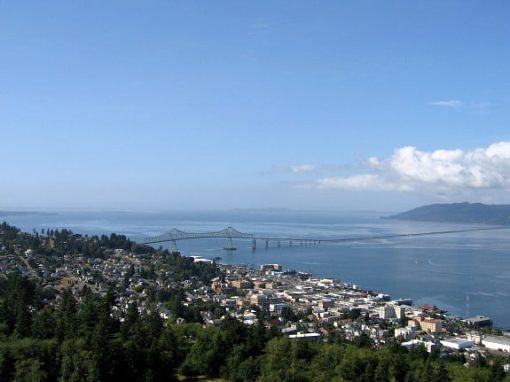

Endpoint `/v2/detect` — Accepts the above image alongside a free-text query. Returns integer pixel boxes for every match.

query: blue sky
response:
[0,1,509,211]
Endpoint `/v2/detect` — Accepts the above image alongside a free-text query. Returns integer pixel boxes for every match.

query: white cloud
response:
[317,174,404,191]
[289,164,318,173]
[316,142,510,195]
[429,99,463,108]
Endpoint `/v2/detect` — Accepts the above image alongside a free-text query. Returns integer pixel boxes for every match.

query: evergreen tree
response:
[13,358,47,382]
[31,309,55,339]
[55,289,77,341]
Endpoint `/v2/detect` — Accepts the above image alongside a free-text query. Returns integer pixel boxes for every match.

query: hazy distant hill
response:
[384,202,510,225]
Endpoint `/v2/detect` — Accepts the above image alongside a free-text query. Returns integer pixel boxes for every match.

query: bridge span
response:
[141,227,253,251]
[140,225,510,252]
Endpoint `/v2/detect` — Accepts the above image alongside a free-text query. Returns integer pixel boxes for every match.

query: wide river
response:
[2,210,509,329]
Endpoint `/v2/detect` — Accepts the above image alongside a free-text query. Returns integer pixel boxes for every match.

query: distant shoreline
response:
[0,211,57,217]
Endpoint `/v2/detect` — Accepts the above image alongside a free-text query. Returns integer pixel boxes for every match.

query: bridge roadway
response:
[141,225,510,251]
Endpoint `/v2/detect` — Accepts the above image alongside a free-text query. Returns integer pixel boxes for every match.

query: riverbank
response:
[3,209,510,328]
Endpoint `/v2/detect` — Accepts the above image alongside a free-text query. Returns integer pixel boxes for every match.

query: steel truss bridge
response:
[140,225,510,252]
[141,227,254,251]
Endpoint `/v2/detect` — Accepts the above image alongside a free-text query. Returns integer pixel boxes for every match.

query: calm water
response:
[2,210,510,329]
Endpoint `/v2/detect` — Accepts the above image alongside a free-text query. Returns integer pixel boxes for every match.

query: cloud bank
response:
[316,142,510,195]
[429,99,463,108]
[289,164,318,173]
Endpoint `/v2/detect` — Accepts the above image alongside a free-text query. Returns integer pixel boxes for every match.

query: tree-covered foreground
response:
[1,272,509,382]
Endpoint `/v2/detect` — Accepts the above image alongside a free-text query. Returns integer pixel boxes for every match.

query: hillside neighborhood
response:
[2,222,509,366]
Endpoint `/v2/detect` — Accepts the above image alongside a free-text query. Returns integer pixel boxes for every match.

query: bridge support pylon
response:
[224,236,236,251]
[169,239,178,253]
[252,239,256,250]
[265,240,269,249]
